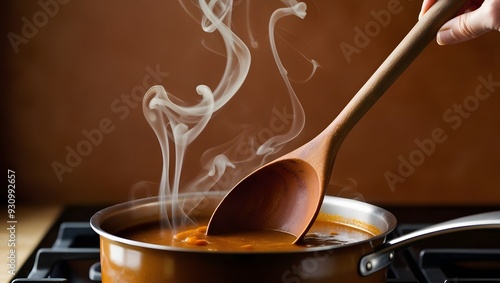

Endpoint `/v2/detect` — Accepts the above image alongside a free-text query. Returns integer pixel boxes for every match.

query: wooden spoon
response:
[206,0,467,243]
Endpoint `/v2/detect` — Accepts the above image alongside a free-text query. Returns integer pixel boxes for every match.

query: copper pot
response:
[90,192,500,283]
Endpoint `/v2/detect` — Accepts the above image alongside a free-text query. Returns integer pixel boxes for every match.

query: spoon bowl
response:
[205,159,321,235]
[207,0,468,243]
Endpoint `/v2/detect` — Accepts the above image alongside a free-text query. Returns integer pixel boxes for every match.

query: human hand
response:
[419,0,500,45]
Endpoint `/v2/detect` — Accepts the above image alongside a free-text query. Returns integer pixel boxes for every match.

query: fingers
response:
[418,0,499,45]
[436,1,499,44]
[419,0,437,20]
[419,0,484,19]
[436,13,483,44]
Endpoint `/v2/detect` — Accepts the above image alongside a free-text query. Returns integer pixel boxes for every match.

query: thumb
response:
[436,6,495,45]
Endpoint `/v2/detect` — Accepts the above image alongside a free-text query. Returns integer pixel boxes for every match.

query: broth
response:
[119,213,379,252]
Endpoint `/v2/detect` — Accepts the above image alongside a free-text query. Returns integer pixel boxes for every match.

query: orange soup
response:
[119,213,380,252]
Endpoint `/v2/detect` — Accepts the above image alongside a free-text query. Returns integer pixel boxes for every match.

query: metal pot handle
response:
[359,210,500,276]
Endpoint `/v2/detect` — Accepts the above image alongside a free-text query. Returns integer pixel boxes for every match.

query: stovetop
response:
[10,205,500,282]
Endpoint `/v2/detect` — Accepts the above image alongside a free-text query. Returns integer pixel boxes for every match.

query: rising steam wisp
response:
[142,0,319,231]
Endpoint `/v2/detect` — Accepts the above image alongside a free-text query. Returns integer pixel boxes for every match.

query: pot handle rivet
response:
[365,262,372,271]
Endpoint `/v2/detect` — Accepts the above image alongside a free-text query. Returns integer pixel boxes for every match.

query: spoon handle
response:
[325,0,468,146]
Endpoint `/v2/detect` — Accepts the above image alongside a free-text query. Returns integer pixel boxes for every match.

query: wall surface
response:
[2,0,500,206]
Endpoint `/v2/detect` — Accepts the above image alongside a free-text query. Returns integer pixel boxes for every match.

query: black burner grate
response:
[12,223,100,283]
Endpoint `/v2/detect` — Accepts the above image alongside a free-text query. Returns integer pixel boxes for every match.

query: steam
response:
[142,0,319,230]
[334,178,365,202]
[257,0,319,159]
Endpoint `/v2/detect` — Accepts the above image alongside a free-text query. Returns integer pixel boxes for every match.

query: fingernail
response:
[418,11,424,21]
[436,32,446,45]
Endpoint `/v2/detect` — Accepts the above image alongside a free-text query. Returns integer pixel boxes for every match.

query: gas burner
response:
[395,223,500,283]
[12,222,100,283]
[420,249,500,282]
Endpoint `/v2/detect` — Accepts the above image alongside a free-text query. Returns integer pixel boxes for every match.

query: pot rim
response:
[90,191,397,254]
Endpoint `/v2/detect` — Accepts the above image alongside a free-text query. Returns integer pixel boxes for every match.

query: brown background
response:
[2,0,500,206]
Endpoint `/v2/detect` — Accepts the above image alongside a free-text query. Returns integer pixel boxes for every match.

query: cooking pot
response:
[90,191,500,283]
